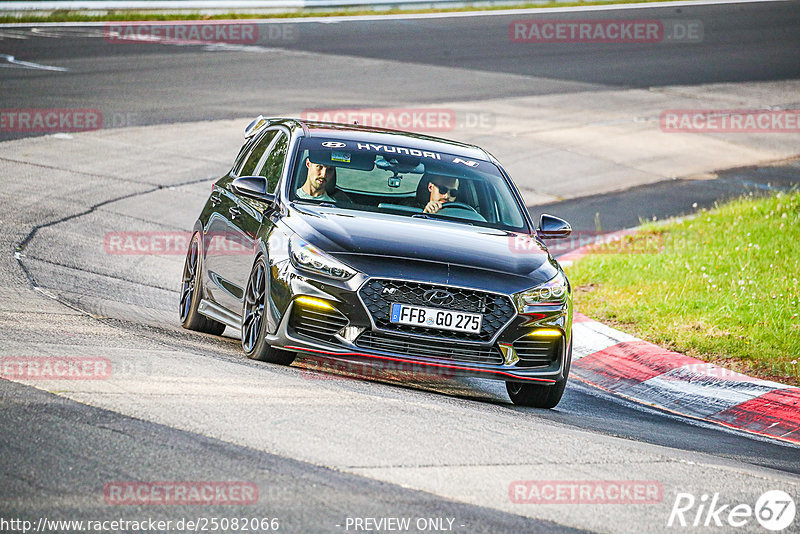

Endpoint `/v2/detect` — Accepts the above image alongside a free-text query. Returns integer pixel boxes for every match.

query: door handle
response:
[229,206,241,219]
[210,194,221,206]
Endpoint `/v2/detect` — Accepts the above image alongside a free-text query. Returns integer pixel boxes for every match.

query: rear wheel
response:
[506,340,571,408]
[180,233,226,335]
[242,256,296,365]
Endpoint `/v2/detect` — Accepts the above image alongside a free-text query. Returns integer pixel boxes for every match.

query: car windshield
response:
[288,137,529,232]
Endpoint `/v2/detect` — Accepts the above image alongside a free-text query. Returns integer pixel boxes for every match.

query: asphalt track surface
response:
[1,1,800,532]
[1,0,799,139]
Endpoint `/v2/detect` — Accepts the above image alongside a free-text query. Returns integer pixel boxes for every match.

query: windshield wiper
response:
[294,200,336,208]
[411,213,474,226]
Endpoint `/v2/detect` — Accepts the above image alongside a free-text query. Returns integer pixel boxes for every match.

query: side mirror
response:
[232,176,275,206]
[536,214,572,239]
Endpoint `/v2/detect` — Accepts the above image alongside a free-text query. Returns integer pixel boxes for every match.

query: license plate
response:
[390,303,482,334]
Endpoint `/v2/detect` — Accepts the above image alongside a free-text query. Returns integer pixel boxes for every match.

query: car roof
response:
[266,118,493,162]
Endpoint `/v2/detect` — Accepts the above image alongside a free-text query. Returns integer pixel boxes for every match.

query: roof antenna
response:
[353,120,359,125]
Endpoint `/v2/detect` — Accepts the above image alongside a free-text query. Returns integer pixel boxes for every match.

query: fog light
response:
[528,328,562,338]
[295,296,334,310]
[337,326,365,343]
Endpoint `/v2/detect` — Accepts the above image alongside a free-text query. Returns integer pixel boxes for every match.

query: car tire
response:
[180,233,226,336]
[506,340,572,408]
[242,255,296,365]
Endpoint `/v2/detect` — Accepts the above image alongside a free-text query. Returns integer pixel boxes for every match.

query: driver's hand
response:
[424,201,442,214]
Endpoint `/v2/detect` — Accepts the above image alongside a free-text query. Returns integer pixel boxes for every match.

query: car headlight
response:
[514,272,569,310]
[289,236,356,280]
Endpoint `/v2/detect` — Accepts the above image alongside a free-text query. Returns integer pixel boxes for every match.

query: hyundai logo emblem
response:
[423,289,455,306]
[321,141,346,148]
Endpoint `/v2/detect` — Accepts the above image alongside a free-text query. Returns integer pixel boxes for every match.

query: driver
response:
[422,175,459,214]
[297,158,337,202]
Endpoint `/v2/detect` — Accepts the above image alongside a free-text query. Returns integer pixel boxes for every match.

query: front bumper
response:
[265,262,572,384]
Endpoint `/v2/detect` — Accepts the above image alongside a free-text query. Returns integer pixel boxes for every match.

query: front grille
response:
[358,279,515,342]
[513,337,561,368]
[290,304,348,343]
[356,331,504,366]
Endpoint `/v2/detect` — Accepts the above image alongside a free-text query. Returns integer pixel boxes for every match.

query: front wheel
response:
[506,340,571,408]
[241,256,296,365]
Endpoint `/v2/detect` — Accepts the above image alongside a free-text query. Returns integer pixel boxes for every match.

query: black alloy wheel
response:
[179,233,226,335]
[242,256,296,365]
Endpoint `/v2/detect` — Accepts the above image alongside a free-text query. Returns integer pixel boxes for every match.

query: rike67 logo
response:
[667,490,796,531]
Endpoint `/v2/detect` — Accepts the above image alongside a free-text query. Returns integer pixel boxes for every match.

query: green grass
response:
[567,190,800,386]
[0,0,692,23]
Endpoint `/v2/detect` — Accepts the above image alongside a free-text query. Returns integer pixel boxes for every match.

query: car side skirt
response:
[198,298,242,330]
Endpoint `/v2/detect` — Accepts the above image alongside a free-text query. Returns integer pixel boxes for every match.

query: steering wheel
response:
[437,202,479,213]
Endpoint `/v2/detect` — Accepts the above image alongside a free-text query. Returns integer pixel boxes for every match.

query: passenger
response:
[296,158,337,202]
[422,174,459,214]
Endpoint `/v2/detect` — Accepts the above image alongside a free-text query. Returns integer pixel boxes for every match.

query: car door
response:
[204,128,279,314]
[225,129,290,317]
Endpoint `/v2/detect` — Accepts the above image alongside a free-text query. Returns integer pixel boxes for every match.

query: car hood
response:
[283,204,558,284]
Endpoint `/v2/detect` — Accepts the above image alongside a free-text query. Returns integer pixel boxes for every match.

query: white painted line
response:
[626,372,776,417]
[29,26,107,37]
[0,53,68,71]
[0,29,30,39]
[657,366,785,393]
[674,362,788,388]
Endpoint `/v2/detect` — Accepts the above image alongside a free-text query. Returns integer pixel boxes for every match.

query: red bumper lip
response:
[285,345,558,383]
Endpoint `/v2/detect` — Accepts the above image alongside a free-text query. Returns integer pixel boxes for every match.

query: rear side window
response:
[236,129,278,177]
[259,132,289,193]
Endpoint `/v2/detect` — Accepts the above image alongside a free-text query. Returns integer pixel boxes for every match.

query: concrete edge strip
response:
[560,239,800,445]
[0,0,789,18]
